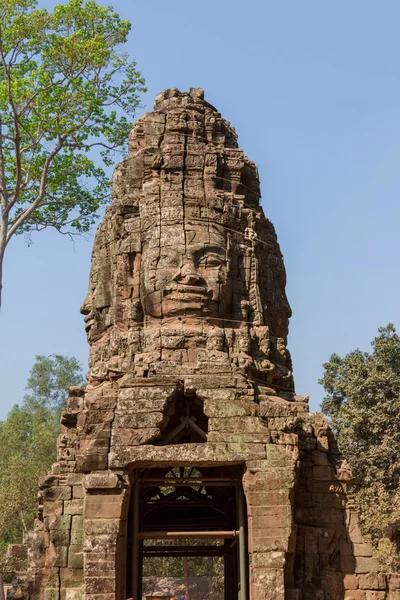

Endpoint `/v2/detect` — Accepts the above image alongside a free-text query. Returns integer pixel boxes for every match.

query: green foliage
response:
[320,324,400,570]
[0,354,84,560]
[0,0,146,304]
[25,353,84,414]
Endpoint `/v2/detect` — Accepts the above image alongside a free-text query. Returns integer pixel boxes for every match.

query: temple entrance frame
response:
[127,465,248,600]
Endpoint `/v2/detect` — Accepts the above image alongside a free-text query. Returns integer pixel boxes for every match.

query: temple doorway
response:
[127,466,248,600]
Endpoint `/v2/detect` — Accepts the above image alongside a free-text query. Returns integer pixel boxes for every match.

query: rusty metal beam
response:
[236,482,248,600]
[132,477,140,600]
[141,477,237,485]
[138,530,238,540]
[142,545,226,556]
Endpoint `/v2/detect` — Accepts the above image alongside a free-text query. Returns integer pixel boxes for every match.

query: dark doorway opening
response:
[155,389,209,446]
[127,466,248,600]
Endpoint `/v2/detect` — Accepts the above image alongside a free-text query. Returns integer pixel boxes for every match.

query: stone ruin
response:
[2,88,399,600]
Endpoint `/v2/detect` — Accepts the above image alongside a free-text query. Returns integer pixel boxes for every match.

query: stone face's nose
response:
[174,262,203,286]
[80,293,92,316]
[181,272,201,285]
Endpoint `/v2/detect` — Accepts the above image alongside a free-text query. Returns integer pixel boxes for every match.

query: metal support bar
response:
[141,477,237,485]
[236,482,248,600]
[142,545,226,557]
[144,481,235,488]
[139,530,238,540]
[131,476,140,600]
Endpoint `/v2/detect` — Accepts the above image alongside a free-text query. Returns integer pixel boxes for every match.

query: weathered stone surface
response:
[4,88,394,600]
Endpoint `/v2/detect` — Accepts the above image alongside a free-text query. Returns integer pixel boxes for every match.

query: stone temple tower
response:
[2,89,398,600]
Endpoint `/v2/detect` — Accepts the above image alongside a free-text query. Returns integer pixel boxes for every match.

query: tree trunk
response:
[183,557,191,600]
[0,240,5,310]
[0,216,7,310]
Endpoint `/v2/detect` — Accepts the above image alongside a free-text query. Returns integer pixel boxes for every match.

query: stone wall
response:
[4,380,399,600]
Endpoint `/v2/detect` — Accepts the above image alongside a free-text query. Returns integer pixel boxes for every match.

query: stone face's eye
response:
[198,252,224,267]
[158,254,180,268]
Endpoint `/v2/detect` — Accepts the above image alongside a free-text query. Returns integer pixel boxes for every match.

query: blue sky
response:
[1,0,400,419]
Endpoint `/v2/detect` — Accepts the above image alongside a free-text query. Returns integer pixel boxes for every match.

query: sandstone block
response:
[113,411,164,428]
[60,567,83,587]
[71,516,84,546]
[83,535,118,554]
[43,486,73,502]
[64,500,83,516]
[244,469,295,491]
[203,398,257,417]
[117,397,167,412]
[73,485,84,499]
[252,567,285,598]
[183,375,241,390]
[84,471,129,490]
[53,546,68,568]
[84,519,121,536]
[44,590,60,600]
[111,427,160,446]
[270,431,298,445]
[118,386,176,401]
[84,495,124,520]
[358,573,387,590]
[344,574,360,590]
[353,543,374,557]
[207,431,270,443]
[226,443,267,460]
[389,574,400,590]
[76,453,108,473]
[68,550,84,570]
[251,551,286,569]
[354,557,381,574]
[85,388,117,410]
[65,591,83,600]
[208,416,268,433]
[50,529,70,546]
[50,515,72,531]
[294,394,309,403]
[260,398,308,417]
[109,442,233,467]
[84,561,115,578]
[85,577,115,594]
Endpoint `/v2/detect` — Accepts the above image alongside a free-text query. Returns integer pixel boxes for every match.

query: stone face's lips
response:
[84,315,95,332]
[167,295,206,302]
[164,285,209,299]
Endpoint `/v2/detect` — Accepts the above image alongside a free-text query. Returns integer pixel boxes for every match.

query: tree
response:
[320,324,400,570]
[0,354,84,560]
[25,353,84,415]
[0,0,146,306]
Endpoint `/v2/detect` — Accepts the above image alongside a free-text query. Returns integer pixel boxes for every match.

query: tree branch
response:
[5,142,64,245]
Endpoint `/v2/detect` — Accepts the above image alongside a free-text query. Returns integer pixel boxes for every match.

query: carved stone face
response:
[80,261,111,343]
[140,222,232,318]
